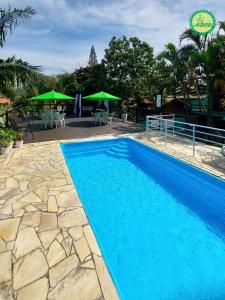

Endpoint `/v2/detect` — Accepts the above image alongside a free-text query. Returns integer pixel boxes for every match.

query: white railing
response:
[146,114,225,157]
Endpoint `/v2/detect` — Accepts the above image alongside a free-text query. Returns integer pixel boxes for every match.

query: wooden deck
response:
[24,116,145,143]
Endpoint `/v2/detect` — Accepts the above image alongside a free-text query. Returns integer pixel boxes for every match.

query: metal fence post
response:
[193,124,195,156]
[165,120,168,143]
[173,118,175,136]
[146,116,150,137]
[5,112,9,128]
[145,114,225,158]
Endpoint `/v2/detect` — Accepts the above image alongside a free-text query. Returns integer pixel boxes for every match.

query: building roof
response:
[0,94,11,105]
[165,94,207,102]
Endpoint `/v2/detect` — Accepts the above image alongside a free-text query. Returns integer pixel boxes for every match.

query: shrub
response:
[15,131,23,141]
[0,137,12,147]
[0,128,17,140]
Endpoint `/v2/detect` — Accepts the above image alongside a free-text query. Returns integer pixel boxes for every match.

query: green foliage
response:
[14,130,23,141]
[0,128,15,146]
[1,81,16,101]
[157,42,191,103]
[0,56,40,98]
[88,45,98,67]
[102,36,154,101]
[55,73,80,96]
[74,64,107,95]
[0,5,39,106]
[0,128,23,148]
[180,29,205,51]
[0,6,35,47]
[178,24,225,122]
[0,128,17,140]
[0,137,12,147]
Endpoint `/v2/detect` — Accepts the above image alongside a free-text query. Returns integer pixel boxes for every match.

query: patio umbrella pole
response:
[74,94,78,115]
[79,94,82,118]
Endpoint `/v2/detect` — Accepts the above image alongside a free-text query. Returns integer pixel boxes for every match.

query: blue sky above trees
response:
[1,0,224,74]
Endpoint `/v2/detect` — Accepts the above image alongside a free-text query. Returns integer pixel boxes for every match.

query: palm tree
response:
[180,29,208,52]
[180,26,225,124]
[0,6,35,47]
[0,56,41,98]
[0,6,39,100]
[157,43,191,108]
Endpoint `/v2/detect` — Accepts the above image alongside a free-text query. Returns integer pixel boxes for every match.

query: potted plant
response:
[7,129,17,149]
[15,131,24,148]
[0,128,17,149]
[0,137,13,155]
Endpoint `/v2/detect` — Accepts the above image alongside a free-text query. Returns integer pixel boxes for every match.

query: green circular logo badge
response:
[190,10,216,35]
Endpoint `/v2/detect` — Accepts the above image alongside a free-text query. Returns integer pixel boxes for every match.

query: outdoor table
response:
[92,112,108,125]
[41,110,65,129]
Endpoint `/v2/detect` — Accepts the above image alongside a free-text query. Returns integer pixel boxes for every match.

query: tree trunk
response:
[180,82,191,115]
[207,79,214,126]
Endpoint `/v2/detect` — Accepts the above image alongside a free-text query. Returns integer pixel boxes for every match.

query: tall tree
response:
[157,43,197,112]
[88,45,98,67]
[0,56,40,98]
[180,26,225,124]
[102,36,154,101]
[0,6,35,47]
[74,63,107,95]
[0,6,39,99]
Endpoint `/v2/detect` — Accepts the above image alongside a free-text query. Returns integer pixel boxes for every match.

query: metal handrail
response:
[168,126,225,146]
[146,115,225,157]
[0,105,26,127]
[0,105,25,117]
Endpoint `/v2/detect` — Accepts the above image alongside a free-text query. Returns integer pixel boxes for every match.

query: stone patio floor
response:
[0,132,224,300]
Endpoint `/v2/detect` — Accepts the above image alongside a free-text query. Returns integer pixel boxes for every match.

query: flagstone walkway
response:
[0,139,119,300]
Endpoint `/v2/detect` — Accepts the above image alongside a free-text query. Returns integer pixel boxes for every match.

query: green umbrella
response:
[30,90,74,101]
[82,91,121,101]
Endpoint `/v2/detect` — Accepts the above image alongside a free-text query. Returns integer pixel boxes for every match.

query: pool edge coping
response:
[0,132,224,299]
[59,133,225,299]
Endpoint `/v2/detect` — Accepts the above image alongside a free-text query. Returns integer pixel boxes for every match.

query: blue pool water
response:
[61,138,225,300]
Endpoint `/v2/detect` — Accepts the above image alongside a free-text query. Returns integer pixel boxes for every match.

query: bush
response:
[0,137,12,147]
[15,131,23,141]
[0,128,17,140]
[0,129,23,148]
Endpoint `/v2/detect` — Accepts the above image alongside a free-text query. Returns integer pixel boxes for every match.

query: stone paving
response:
[134,131,225,180]
[0,133,224,300]
[0,138,119,300]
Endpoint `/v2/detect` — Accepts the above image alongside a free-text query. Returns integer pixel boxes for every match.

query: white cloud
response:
[0,38,106,74]
[0,0,224,73]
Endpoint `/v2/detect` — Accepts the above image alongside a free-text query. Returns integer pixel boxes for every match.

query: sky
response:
[0,0,224,74]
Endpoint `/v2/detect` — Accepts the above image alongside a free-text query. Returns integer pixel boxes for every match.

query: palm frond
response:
[218,21,225,34]
[0,6,36,47]
[179,44,197,53]
[0,56,41,93]
[180,29,203,50]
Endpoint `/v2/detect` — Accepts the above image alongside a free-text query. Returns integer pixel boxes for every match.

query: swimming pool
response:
[61,137,225,300]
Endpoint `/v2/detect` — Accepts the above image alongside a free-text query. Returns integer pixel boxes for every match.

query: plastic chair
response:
[41,110,53,126]
[91,112,97,124]
[54,113,66,128]
[41,113,51,129]
[99,112,108,125]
